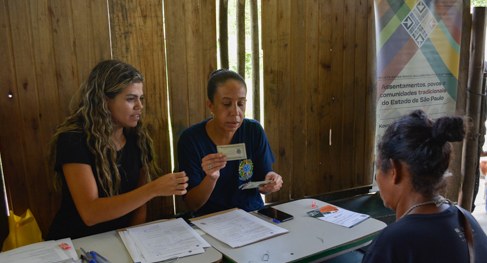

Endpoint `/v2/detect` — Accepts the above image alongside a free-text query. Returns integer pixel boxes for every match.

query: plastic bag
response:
[1,209,43,251]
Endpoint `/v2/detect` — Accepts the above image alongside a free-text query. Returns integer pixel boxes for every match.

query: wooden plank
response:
[71,0,96,83]
[185,0,207,125]
[250,0,260,122]
[7,0,51,232]
[164,0,216,213]
[339,0,356,189]
[353,0,368,186]
[175,0,216,213]
[167,0,190,215]
[461,7,485,210]
[165,0,216,148]
[289,0,307,198]
[326,0,344,191]
[71,0,110,80]
[446,0,469,201]
[0,0,30,217]
[303,0,321,197]
[271,0,292,203]
[315,0,333,193]
[89,0,111,62]
[109,0,173,219]
[237,0,245,77]
[219,0,229,69]
[0,0,112,236]
[262,0,373,199]
[365,0,376,186]
[262,0,282,201]
[28,0,63,234]
[200,0,217,118]
[0,154,8,244]
[49,0,80,115]
[165,0,189,145]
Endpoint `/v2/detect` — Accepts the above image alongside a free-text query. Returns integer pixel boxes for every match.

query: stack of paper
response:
[0,238,77,263]
[118,218,210,263]
[191,209,288,248]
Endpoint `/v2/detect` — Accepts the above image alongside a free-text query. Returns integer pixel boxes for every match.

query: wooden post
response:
[219,0,229,69]
[446,0,471,202]
[367,0,376,185]
[251,0,260,122]
[475,72,487,207]
[461,7,486,211]
[237,0,245,77]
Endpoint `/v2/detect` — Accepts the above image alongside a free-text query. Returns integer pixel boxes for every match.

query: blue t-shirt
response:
[177,118,275,216]
[362,205,487,263]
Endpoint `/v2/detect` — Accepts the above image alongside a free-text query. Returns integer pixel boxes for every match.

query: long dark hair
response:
[377,110,464,196]
[49,60,160,196]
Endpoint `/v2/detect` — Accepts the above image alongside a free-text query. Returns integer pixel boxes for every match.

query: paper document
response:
[217,143,247,161]
[119,218,210,263]
[307,205,370,228]
[239,180,272,190]
[191,209,288,248]
[0,238,77,263]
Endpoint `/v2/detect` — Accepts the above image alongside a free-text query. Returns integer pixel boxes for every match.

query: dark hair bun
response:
[432,116,465,144]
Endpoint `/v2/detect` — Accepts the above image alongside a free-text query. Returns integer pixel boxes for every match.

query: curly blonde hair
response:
[49,60,160,196]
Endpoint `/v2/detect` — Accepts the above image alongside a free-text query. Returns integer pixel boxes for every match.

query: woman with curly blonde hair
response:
[47,60,188,239]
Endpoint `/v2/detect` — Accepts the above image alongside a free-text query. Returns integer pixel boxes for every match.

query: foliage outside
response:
[472,0,487,7]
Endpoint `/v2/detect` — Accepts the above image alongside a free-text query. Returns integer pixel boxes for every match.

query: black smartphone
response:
[257,207,294,222]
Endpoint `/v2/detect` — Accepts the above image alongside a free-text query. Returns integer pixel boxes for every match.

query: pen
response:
[80,254,96,263]
[80,247,96,263]
[91,251,111,263]
[90,251,97,262]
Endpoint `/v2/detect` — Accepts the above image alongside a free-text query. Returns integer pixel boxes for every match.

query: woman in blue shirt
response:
[178,69,283,216]
[363,110,487,263]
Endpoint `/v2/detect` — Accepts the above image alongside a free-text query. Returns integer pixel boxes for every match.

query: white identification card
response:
[239,180,272,190]
[217,143,247,161]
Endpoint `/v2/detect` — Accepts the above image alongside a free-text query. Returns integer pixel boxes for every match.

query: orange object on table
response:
[319,205,338,214]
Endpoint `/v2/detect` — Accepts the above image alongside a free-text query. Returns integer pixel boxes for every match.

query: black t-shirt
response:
[362,205,487,263]
[46,131,141,240]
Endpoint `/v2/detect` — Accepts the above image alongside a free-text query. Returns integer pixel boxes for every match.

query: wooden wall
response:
[262,0,375,202]
[0,0,216,235]
[164,0,217,212]
[0,0,374,237]
[0,0,112,236]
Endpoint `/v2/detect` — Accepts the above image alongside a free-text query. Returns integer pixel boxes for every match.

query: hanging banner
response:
[374,0,463,139]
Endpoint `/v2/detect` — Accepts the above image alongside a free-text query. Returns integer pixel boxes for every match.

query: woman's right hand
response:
[152,171,188,196]
[201,153,227,179]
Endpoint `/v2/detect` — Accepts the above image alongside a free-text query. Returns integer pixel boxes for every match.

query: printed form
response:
[191,209,288,248]
[119,218,210,263]
[0,238,77,263]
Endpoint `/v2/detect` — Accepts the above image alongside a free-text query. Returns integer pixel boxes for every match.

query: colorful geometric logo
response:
[402,0,438,47]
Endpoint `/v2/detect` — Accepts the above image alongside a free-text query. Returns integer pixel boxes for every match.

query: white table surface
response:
[73,228,222,263]
[200,198,387,263]
[73,198,386,263]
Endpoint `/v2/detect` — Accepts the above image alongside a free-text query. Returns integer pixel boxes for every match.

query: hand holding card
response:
[217,143,247,161]
[239,180,272,190]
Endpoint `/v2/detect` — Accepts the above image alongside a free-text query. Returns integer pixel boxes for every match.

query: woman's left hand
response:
[259,171,283,194]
